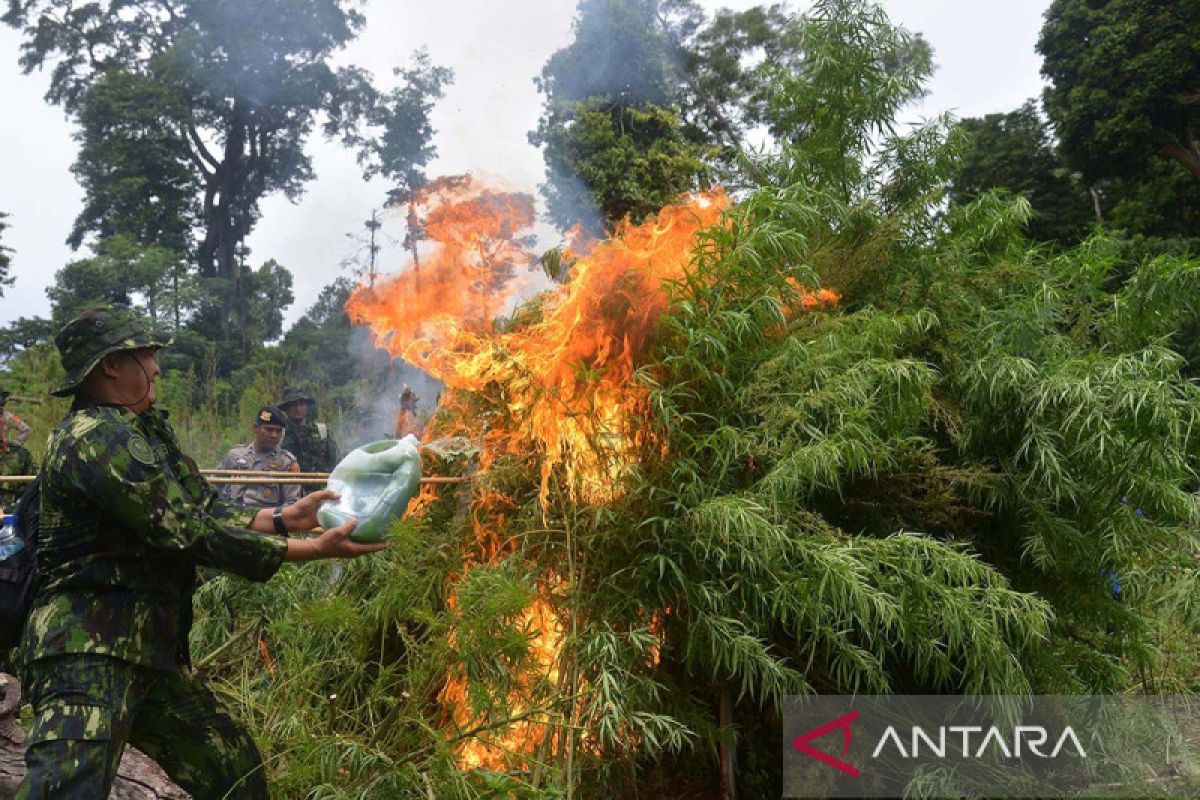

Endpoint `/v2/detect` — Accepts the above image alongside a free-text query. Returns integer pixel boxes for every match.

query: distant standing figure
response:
[278,385,338,477]
[217,405,302,508]
[0,390,36,513]
[395,384,423,440]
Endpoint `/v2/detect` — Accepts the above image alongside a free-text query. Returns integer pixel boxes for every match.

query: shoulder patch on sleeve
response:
[127,432,158,465]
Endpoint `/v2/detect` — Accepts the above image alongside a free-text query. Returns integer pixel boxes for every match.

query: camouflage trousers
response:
[17,654,269,799]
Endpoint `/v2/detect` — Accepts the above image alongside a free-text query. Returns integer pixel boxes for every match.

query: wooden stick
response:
[209,477,331,486]
[200,470,333,474]
[0,474,471,486]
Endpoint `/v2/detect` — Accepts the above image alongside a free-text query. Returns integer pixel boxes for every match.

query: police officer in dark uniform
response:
[17,306,386,799]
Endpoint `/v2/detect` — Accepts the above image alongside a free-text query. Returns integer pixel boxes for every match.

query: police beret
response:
[254,405,288,427]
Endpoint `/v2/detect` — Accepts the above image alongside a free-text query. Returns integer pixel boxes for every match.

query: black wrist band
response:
[272,505,287,535]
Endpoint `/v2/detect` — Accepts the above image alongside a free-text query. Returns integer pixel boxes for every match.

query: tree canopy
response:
[950,100,1095,247]
[530,0,713,232]
[69,69,199,252]
[3,0,377,335]
[1039,0,1200,183]
[46,234,189,327]
[531,0,932,231]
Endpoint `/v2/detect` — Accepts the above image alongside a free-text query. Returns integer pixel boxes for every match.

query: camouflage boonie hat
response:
[52,305,173,397]
[278,386,316,408]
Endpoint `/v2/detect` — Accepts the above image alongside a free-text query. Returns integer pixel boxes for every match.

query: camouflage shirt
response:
[23,404,288,671]
[284,420,338,474]
[0,439,36,512]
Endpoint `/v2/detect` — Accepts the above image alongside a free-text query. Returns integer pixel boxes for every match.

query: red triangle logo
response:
[791,709,860,778]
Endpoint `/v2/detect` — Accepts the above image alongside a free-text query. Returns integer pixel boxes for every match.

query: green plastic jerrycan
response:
[317,435,422,543]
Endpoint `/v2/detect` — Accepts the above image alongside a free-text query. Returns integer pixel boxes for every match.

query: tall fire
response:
[346,177,835,771]
[348,176,730,506]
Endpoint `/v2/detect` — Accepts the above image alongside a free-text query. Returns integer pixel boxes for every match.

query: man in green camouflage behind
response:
[277,386,338,480]
[17,305,386,799]
[0,390,36,513]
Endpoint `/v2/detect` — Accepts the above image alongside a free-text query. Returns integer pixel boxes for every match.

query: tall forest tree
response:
[1039,0,1200,183]
[532,0,931,231]
[2,0,378,337]
[0,212,12,297]
[530,0,713,232]
[668,3,800,154]
[363,49,453,273]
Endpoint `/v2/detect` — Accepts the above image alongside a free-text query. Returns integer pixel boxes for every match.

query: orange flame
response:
[349,185,732,505]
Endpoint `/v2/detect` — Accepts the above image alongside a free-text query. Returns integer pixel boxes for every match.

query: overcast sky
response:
[0,0,1052,329]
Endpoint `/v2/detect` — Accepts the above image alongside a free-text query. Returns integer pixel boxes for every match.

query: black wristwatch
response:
[272,505,288,535]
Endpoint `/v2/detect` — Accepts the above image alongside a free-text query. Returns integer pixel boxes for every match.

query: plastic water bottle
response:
[317,435,422,543]
[0,514,23,561]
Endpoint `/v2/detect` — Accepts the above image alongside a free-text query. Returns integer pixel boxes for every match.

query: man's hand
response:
[251,489,337,534]
[281,488,338,531]
[284,517,388,562]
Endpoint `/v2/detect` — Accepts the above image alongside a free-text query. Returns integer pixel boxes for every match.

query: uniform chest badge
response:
[128,433,157,466]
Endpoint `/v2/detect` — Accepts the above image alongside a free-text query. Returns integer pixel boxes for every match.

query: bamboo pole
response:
[209,477,331,486]
[0,474,470,485]
[202,470,333,478]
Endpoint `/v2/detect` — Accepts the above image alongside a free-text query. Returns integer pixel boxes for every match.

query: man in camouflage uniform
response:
[216,406,302,508]
[277,386,338,478]
[0,386,33,447]
[0,391,36,513]
[17,305,385,800]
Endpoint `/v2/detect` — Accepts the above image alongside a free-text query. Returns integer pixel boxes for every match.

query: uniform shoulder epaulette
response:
[68,409,109,440]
